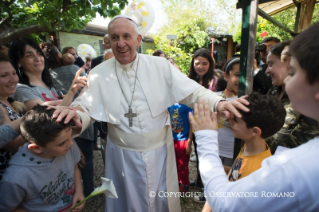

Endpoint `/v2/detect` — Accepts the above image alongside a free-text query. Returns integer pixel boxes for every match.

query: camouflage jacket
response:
[265,86,319,154]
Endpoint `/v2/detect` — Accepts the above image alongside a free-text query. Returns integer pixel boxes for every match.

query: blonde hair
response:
[9,98,26,114]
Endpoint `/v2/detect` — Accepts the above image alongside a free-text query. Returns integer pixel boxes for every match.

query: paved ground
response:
[82,140,205,212]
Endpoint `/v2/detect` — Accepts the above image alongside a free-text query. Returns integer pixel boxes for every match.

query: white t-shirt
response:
[215,91,238,159]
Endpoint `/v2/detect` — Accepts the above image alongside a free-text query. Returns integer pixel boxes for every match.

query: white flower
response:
[90,177,118,199]
[70,177,117,211]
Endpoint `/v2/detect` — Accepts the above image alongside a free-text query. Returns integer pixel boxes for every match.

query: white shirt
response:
[196,130,319,212]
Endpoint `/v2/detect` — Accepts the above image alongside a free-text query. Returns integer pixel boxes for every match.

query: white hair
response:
[104,49,112,53]
[108,15,139,36]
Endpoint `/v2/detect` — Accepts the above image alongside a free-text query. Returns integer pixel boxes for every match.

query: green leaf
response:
[101,0,106,9]
[92,0,100,5]
[90,9,96,18]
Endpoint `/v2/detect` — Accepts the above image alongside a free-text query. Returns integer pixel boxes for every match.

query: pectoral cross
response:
[124,107,137,127]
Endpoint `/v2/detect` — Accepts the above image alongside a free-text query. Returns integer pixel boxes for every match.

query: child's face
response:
[224,63,240,93]
[229,116,253,140]
[285,57,319,121]
[266,52,289,86]
[194,56,210,78]
[39,127,73,158]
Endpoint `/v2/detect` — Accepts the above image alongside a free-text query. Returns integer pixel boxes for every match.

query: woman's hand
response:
[68,68,88,96]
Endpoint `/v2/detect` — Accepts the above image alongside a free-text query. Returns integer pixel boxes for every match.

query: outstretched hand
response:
[188,99,218,132]
[47,106,82,128]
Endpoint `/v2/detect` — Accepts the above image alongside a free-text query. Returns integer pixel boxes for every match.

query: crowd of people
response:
[0,14,318,212]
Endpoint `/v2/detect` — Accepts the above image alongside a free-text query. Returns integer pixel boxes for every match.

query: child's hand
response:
[71,191,85,212]
[188,100,218,132]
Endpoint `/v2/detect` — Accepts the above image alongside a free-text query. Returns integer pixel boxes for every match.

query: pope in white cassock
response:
[69,15,233,212]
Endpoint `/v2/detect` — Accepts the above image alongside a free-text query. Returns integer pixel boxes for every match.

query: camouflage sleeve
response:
[266,106,319,154]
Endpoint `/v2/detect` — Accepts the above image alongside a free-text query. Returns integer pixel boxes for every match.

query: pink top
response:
[208,76,218,91]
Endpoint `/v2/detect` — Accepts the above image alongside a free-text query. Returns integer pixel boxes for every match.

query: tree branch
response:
[0,0,14,29]
[1,25,50,45]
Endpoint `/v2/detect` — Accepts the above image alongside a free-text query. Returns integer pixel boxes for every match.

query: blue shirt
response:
[167,103,193,141]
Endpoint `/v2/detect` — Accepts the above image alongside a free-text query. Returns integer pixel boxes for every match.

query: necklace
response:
[115,59,139,127]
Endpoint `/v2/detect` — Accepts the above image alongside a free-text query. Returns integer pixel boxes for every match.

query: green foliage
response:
[156,0,214,54]
[233,4,319,44]
[146,36,193,75]
[0,0,127,44]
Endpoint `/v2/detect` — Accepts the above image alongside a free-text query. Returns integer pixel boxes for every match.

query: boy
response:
[188,22,319,211]
[227,93,285,181]
[167,103,193,192]
[200,93,285,210]
[0,105,85,212]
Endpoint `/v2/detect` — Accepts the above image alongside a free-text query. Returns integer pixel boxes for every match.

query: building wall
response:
[141,41,156,54]
[59,32,104,56]
[59,31,156,56]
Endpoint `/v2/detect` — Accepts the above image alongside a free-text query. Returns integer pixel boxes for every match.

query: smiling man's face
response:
[108,18,142,65]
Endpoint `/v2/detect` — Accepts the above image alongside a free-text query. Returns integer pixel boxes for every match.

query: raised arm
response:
[60,68,88,107]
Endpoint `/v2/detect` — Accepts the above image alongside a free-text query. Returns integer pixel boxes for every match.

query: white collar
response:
[115,54,139,71]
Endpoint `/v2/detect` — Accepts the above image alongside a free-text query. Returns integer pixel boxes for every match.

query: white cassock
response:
[71,54,222,212]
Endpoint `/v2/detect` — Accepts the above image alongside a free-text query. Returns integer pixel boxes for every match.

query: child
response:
[216,57,240,168]
[188,22,319,211]
[61,53,76,65]
[194,57,240,203]
[167,103,193,193]
[0,105,85,212]
[201,93,286,211]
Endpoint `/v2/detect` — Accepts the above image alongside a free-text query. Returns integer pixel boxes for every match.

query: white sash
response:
[107,116,181,212]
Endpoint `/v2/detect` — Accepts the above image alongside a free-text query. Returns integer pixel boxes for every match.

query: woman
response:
[62,46,85,68]
[265,41,319,154]
[0,52,26,180]
[44,43,87,97]
[9,38,85,109]
[188,48,218,91]
[9,38,59,110]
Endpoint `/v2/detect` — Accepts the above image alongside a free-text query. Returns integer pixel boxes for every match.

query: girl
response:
[188,48,218,203]
[188,48,218,91]
[195,57,240,205]
[215,57,240,168]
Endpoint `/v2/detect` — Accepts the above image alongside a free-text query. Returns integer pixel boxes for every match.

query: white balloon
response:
[77,44,97,58]
[124,0,155,35]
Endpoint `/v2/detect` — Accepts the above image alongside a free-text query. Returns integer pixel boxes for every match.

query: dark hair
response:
[62,46,77,55]
[238,93,286,138]
[216,57,240,91]
[223,57,240,75]
[289,22,319,84]
[8,37,54,88]
[261,37,281,44]
[20,105,74,147]
[0,51,9,62]
[85,56,92,62]
[43,43,62,69]
[188,48,216,89]
[153,50,165,57]
[269,41,291,58]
